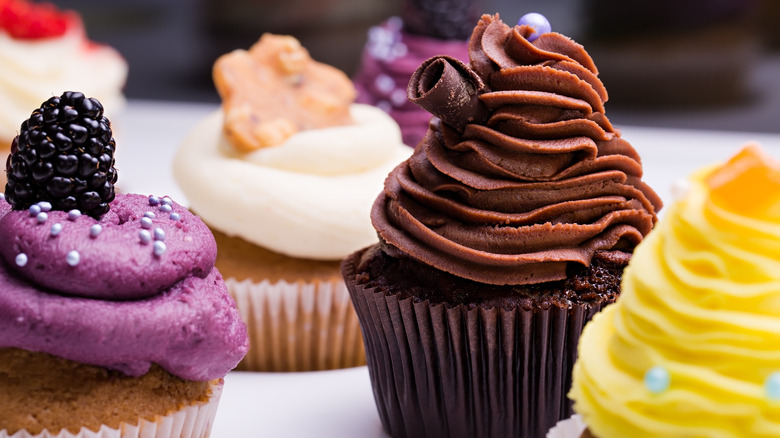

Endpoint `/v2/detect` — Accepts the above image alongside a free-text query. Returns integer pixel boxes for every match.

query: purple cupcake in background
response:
[353,0,483,147]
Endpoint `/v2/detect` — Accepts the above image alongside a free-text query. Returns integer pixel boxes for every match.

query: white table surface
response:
[117,99,780,437]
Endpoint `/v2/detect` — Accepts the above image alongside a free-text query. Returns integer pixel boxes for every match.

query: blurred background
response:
[51,0,780,133]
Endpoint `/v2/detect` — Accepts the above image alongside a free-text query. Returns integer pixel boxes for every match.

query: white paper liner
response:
[1,381,223,438]
[226,277,366,371]
[546,415,587,438]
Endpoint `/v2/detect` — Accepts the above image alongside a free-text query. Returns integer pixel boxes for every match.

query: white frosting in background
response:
[173,104,412,260]
[0,26,127,143]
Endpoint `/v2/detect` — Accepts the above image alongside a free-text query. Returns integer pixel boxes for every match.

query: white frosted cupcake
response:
[174,34,411,371]
[0,0,127,187]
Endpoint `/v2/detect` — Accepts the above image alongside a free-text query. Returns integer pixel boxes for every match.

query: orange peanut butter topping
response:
[213,34,356,151]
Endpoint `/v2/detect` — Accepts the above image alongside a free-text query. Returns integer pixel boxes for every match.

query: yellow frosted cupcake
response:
[566,144,780,437]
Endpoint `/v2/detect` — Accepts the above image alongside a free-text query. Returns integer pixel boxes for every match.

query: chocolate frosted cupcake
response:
[342,13,662,438]
[353,0,484,147]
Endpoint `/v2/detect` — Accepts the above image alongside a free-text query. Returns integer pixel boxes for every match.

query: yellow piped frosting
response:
[570,144,780,437]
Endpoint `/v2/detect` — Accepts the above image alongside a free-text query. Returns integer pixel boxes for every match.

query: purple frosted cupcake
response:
[342,14,661,438]
[353,0,484,147]
[0,92,248,437]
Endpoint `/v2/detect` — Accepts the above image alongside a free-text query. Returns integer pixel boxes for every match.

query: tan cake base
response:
[0,348,216,436]
[211,227,366,372]
[211,226,343,284]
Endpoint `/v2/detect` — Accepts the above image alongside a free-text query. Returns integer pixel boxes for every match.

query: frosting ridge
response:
[372,14,661,285]
[0,194,216,299]
[174,104,411,260]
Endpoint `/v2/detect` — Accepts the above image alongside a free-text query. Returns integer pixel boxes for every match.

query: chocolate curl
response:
[408,55,488,132]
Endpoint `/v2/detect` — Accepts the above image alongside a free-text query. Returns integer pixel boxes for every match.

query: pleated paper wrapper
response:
[342,251,612,438]
[546,415,587,438]
[226,277,366,371]
[1,381,223,438]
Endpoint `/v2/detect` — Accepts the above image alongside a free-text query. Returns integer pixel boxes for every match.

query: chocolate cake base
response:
[342,245,628,438]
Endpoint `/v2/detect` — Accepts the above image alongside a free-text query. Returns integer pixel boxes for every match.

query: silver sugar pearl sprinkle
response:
[15,253,28,267]
[0,192,5,200]
[37,201,52,212]
[140,217,153,229]
[161,197,173,206]
[29,205,41,216]
[68,210,81,221]
[50,223,63,236]
[90,224,102,237]
[149,195,160,206]
[169,212,181,221]
[159,204,172,213]
[36,212,48,223]
[139,229,152,244]
[144,211,156,218]
[153,228,166,241]
[66,250,80,267]
[153,241,167,257]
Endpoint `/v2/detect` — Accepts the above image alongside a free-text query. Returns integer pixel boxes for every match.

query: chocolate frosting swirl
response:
[371,14,662,286]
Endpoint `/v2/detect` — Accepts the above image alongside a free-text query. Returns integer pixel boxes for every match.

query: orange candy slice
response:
[707,144,780,219]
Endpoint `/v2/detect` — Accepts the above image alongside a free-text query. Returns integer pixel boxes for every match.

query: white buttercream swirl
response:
[173,104,412,260]
[0,26,127,143]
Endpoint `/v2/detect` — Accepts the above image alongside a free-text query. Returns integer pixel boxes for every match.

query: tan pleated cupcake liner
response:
[342,251,612,438]
[226,277,366,372]
[546,415,586,438]
[1,381,223,438]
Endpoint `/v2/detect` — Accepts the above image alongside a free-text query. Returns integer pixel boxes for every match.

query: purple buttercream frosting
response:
[0,194,215,300]
[353,17,470,147]
[0,193,249,381]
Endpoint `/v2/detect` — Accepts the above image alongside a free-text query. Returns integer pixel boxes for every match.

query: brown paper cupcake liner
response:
[343,252,611,438]
[226,277,366,372]
[1,381,223,438]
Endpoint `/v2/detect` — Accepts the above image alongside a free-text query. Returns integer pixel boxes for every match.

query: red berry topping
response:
[0,0,74,40]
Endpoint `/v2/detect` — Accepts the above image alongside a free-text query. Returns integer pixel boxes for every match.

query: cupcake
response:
[0,0,128,187]
[566,144,780,438]
[342,13,662,438]
[353,0,483,146]
[1,92,247,437]
[173,34,411,371]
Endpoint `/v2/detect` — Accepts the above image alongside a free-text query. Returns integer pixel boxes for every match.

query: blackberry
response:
[4,91,117,218]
